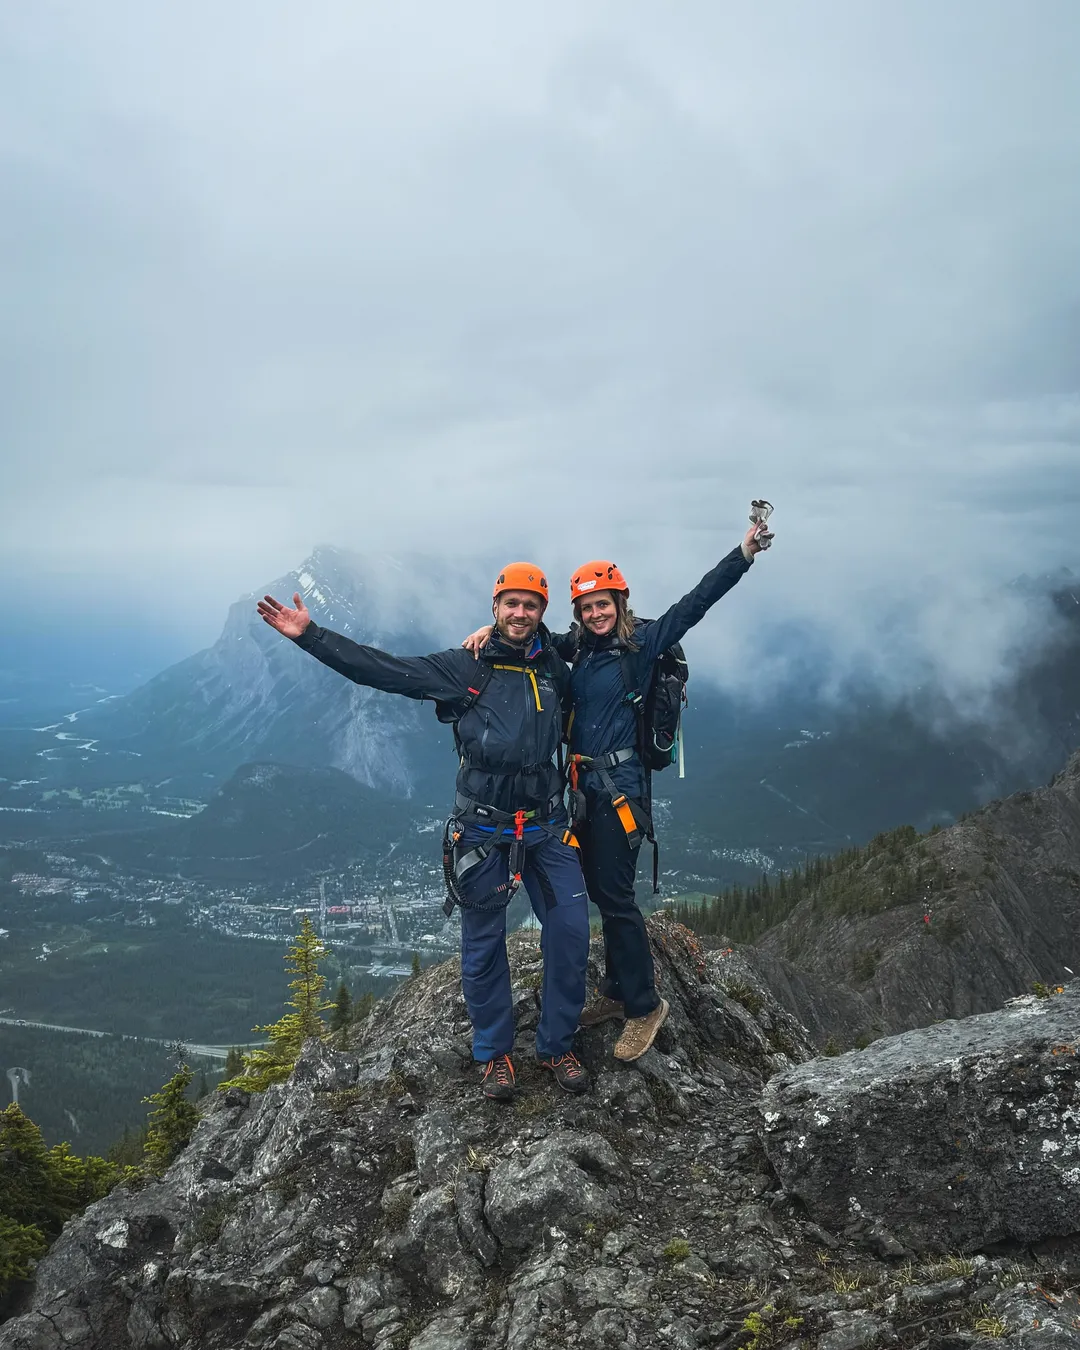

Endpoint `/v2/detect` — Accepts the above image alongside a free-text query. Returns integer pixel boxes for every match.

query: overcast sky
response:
[2,2,1078,710]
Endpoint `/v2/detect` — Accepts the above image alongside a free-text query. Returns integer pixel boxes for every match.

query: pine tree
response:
[142,1067,200,1176]
[107,1125,148,1170]
[0,1215,47,1297]
[0,1105,116,1301]
[353,991,376,1024]
[219,918,332,1093]
[0,1104,69,1237]
[197,1070,209,1099]
[411,951,422,979]
[330,983,352,1048]
[223,1047,244,1078]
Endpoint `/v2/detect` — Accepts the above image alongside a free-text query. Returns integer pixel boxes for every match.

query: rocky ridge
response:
[757,747,1080,1037]
[2,916,1079,1350]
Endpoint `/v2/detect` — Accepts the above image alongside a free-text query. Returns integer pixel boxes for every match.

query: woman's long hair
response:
[573,591,639,649]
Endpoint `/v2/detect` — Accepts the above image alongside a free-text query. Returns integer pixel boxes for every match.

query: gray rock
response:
[126,1291,170,1350]
[182,1268,269,1310]
[341,1272,391,1330]
[593,1070,656,1127]
[485,1131,621,1248]
[386,1188,483,1297]
[364,1304,404,1336]
[761,983,1080,1252]
[455,1170,500,1267]
[288,1284,341,1329]
[900,1277,968,1308]
[301,1256,341,1285]
[406,1316,474,1350]
[985,1285,1080,1348]
[0,1315,65,1350]
[580,1307,627,1346]
[268,1324,325,1350]
[245,1305,288,1345]
[576,1266,629,1309]
[818,1312,891,1350]
[414,1108,465,1186]
[658,1315,698,1350]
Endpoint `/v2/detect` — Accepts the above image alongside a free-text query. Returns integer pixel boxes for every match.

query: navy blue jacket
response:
[294,623,569,816]
[552,545,752,802]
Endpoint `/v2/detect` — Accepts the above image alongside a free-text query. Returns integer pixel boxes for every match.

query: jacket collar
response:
[484,623,553,663]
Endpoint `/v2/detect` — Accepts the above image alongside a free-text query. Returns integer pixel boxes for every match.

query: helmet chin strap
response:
[492,598,546,648]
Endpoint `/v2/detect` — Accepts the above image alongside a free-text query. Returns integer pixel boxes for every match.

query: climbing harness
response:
[441,793,579,918]
[566,749,660,894]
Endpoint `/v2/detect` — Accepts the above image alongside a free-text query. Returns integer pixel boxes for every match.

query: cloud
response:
[2,1,1079,719]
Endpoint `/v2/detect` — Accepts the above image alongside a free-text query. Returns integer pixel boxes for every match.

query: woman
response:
[464,521,771,1061]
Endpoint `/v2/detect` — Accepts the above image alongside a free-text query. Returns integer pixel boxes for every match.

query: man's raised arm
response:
[258,592,467,704]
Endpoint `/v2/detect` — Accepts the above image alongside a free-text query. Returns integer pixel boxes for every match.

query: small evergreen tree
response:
[353,991,376,1024]
[196,1070,209,1099]
[330,982,352,1048]
[0,1105,117,1303]
[107,1125,148,1170]
[411,951,422,978]
[223,1047,244,1078]
[0,1214,47,1294]
[330,981,352,1029]
[142,1067,199,1176]
[219,918,332,1093]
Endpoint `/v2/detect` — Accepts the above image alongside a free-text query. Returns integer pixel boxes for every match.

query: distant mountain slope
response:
[659,575,1080,874]
[90,761,429,882]
[756,744,1080,1033]
[4,558,1079,889]
[70,546,463,798]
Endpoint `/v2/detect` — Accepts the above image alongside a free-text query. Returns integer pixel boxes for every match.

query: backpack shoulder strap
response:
[433,660,495,727]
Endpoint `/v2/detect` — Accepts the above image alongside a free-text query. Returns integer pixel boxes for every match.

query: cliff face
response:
[757,747,1080,1036]
[3,916,1080,1350]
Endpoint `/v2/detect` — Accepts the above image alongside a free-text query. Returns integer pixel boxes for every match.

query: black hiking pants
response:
[576,789,661,1019]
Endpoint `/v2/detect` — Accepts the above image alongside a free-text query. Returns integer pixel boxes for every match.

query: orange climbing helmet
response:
[569,560,629,602]
[492,562,549,606]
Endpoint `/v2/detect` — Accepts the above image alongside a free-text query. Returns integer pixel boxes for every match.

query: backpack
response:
[625,639,689,776]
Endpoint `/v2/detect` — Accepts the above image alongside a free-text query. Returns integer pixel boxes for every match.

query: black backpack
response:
[622,635,689,775]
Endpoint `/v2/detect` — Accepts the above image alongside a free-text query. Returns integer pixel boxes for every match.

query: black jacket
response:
[294,622,569,815]
[553,544,752,801]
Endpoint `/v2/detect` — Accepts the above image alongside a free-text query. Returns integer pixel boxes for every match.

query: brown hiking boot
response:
[579,995,626,1028]
[613,998,670,1062]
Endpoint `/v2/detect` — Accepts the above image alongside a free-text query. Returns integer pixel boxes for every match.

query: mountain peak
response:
[5,916,1080,1349]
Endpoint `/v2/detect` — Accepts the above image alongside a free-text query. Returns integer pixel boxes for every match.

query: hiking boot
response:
[578,995,626,1028]
[613,998,670,1062]
[538,1051,589,1095]
[481,1053,516,1102]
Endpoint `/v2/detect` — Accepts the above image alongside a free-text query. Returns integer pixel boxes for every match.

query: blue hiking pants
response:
[456,824,590,1063]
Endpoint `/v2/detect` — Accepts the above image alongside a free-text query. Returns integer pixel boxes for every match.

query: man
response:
[257,563,591,1100]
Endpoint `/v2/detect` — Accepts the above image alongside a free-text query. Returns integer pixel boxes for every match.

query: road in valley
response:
[0,1016,258,1062]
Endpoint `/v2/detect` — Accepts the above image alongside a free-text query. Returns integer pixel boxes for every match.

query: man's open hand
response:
[257,592,311,639]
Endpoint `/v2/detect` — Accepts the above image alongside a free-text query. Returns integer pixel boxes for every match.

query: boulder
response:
[761,983,1080,1252]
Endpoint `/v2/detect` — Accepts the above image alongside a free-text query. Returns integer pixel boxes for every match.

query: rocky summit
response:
[3,916,1080,1350]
